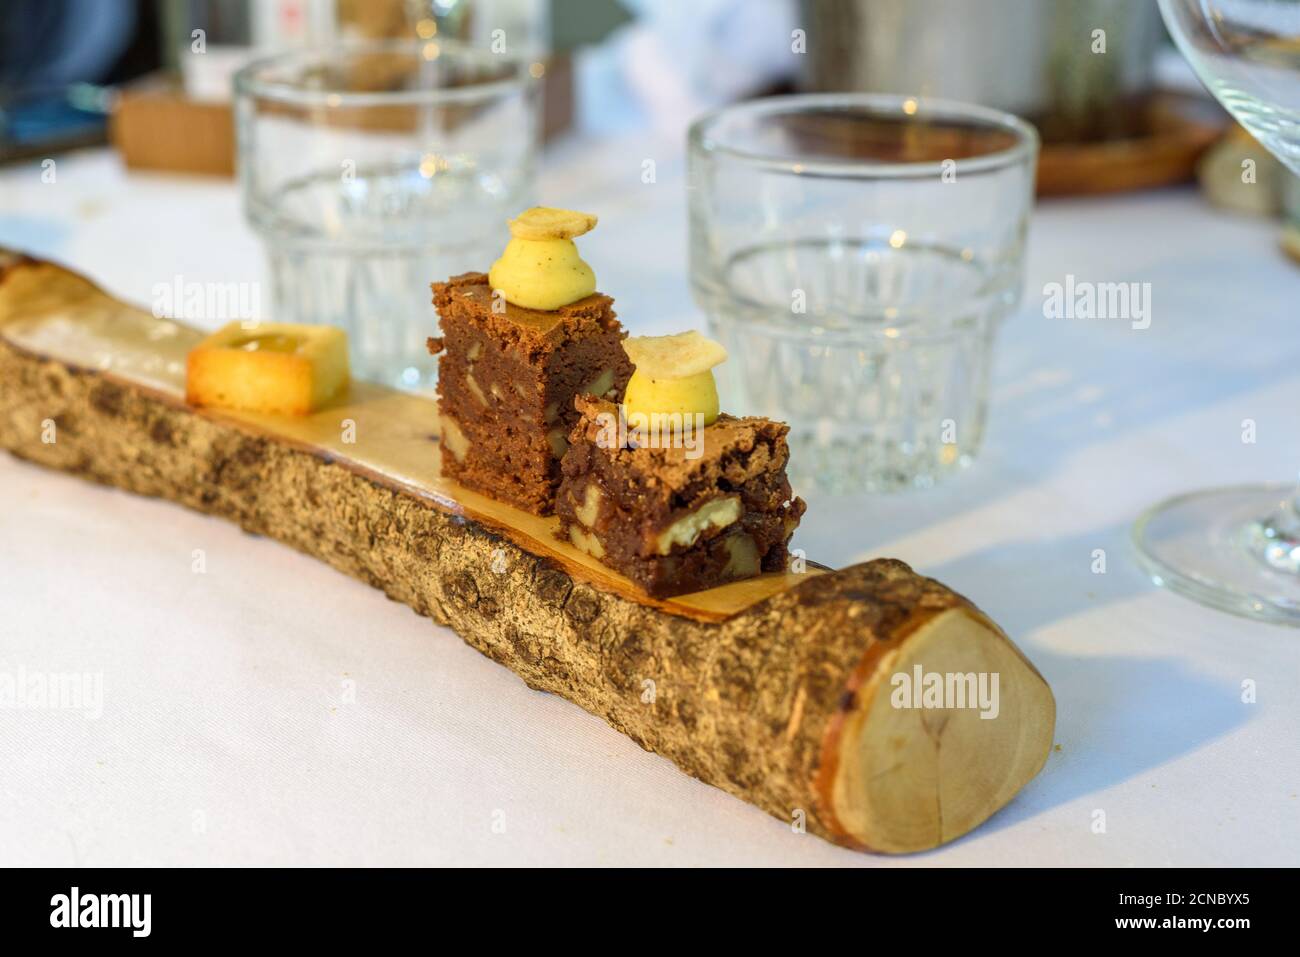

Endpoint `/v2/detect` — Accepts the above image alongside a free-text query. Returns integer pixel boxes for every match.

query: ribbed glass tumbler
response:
[688,94,1038,492]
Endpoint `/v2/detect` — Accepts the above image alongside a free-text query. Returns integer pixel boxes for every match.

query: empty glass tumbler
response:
[235,40,539,391]
[688,94,1038,491]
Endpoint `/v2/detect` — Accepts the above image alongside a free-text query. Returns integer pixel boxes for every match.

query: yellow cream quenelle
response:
[488,207,598,311]
[622,331,728,426]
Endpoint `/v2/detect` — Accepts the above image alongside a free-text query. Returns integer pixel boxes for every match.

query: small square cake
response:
[556,396,806,597]
[430,272,632,514]
[187,321,349,416]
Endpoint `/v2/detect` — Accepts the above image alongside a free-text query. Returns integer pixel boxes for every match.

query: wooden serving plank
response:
[0,253,1054,853]
[0,257,819,624]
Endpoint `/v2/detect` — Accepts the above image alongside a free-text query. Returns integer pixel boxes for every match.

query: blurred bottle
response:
[398,0,549,56]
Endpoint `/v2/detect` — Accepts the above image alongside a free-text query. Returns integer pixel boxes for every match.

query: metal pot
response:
[798,0,1164,142]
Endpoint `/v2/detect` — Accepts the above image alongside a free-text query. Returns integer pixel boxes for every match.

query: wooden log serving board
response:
[0,253,1056,854]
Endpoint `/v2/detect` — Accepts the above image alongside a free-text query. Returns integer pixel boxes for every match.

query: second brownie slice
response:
[430,272,633,514]
[556,396,807,597]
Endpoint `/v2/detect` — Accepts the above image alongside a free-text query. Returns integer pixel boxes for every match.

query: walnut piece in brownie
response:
[556,396,806,597]
[430,272,633,514]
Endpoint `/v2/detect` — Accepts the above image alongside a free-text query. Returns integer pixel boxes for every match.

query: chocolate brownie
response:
[556,396,806,597]
[429,272,633,514]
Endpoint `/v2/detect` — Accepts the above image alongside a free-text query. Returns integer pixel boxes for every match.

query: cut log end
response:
[821,607,1055,854]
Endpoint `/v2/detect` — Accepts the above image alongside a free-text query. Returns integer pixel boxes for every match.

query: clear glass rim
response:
[688,93,1040,179]
[233,39,533,108]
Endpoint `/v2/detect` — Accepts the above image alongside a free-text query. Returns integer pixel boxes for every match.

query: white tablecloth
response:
[2,138,1297,866]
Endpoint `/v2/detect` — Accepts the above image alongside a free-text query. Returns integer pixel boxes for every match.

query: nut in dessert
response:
[547,426,569,459]
[580,367,617,400]
[441,415,470,462]
[466,371,487,405]
[722,534,760,577]
[573,482,603,528]
[569,525,606,558]
[654,496,741,556]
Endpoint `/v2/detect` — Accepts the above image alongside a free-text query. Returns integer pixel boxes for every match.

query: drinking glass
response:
[1133,1,1300,624]
[234,40,538,391]
[688,94,1038,492]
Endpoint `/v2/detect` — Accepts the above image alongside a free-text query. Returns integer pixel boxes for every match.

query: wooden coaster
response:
[1037,92,1228,197]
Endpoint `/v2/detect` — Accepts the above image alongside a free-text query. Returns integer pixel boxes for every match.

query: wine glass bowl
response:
[1159,0,1300,171]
